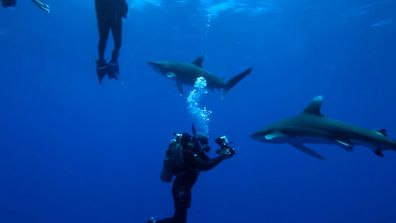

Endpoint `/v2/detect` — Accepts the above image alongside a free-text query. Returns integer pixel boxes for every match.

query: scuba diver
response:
[147,130,235,223]
[95,0,128,84]
[1,0,49,12]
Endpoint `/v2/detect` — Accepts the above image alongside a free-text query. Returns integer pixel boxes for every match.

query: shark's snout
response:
[148,61,160,68]
[250,132,263,141]
[148,61,167,74]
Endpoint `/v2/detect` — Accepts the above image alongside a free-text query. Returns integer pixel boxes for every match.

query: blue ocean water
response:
[0,0,395,222]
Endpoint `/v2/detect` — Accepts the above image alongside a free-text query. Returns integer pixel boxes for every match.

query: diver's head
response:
[193,133,211,153]
[178,132,192,147]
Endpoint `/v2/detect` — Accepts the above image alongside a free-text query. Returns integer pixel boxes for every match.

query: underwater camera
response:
[215,136,236,155]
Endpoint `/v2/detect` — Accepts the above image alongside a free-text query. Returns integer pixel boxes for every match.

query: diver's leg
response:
[97,15,111,61]
[150,184,179,223]
[172,184,190,223]
[152,183,190,223]
[107,16,122,79]
[96,15,111,83]
[110,16,122,63]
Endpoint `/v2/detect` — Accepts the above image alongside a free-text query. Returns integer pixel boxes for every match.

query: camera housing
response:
[215,136,236,155]
[215,136,229,147]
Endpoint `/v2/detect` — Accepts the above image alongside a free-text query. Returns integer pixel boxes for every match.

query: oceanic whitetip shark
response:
[148,56,252,95]
[251,96,396,160]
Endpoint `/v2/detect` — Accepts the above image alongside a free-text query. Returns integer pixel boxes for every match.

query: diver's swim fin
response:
[96,60,108,84]
[32,0,49,13]
[107,62,119,80]
[96,68,106,84]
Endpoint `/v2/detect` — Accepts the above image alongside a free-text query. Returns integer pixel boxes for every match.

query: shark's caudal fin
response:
[223,68,252,93]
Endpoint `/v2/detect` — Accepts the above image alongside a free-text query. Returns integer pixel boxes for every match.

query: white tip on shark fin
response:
[167,72,176,78]
[265,131,288,140]
[376,129,388,137]
[334,139,353,151]
[302,95,324,116]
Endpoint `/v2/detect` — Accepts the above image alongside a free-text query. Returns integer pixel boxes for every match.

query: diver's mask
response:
[173,132,192,147]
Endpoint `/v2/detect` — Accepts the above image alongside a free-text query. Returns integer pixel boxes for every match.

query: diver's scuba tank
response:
[160,134,185,183]
[160,157,173,183]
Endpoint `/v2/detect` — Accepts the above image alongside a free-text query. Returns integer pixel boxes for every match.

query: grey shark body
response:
[148,56,252,94]
[251,96,396,160]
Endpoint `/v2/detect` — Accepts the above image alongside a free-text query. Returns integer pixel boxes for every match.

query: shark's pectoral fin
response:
[264,131,288,140]
[176,81,184,95]
[291,143,325,160]
[334,138,353,151]
[374,149,385,158]
[167,72,176,78]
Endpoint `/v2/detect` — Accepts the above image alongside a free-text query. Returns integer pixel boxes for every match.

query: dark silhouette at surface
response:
[1,0,49,12]
[1,0,16,7]
[95,0,128,84]
[148,133,234,223]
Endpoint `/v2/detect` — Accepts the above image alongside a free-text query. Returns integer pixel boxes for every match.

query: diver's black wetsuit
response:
[156,144,225,223]
[95,0,127,63]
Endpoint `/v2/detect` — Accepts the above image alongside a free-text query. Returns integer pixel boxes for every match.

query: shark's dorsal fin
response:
[376,129,388,137]
[302,95,324,116]
[192,56,204,68]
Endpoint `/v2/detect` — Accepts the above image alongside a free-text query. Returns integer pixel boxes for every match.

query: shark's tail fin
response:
[223,68,252,94]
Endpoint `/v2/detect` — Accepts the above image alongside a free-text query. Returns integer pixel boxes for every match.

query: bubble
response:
[187,77,212,136]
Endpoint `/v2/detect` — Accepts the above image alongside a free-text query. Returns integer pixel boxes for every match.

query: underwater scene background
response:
[0,0,396,222]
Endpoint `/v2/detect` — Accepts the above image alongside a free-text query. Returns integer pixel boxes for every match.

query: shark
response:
[148,56,252,95]
[251,95,396,160]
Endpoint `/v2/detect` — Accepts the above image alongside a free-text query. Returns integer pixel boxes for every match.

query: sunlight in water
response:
[129,0,162,9]
[130,0,281,17]
[187,77,212,136]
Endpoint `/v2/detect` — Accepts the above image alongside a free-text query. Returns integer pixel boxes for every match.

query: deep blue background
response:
[1,0,396,222]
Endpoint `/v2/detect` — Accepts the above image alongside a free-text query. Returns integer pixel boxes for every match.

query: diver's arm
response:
[185,149,225,171]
